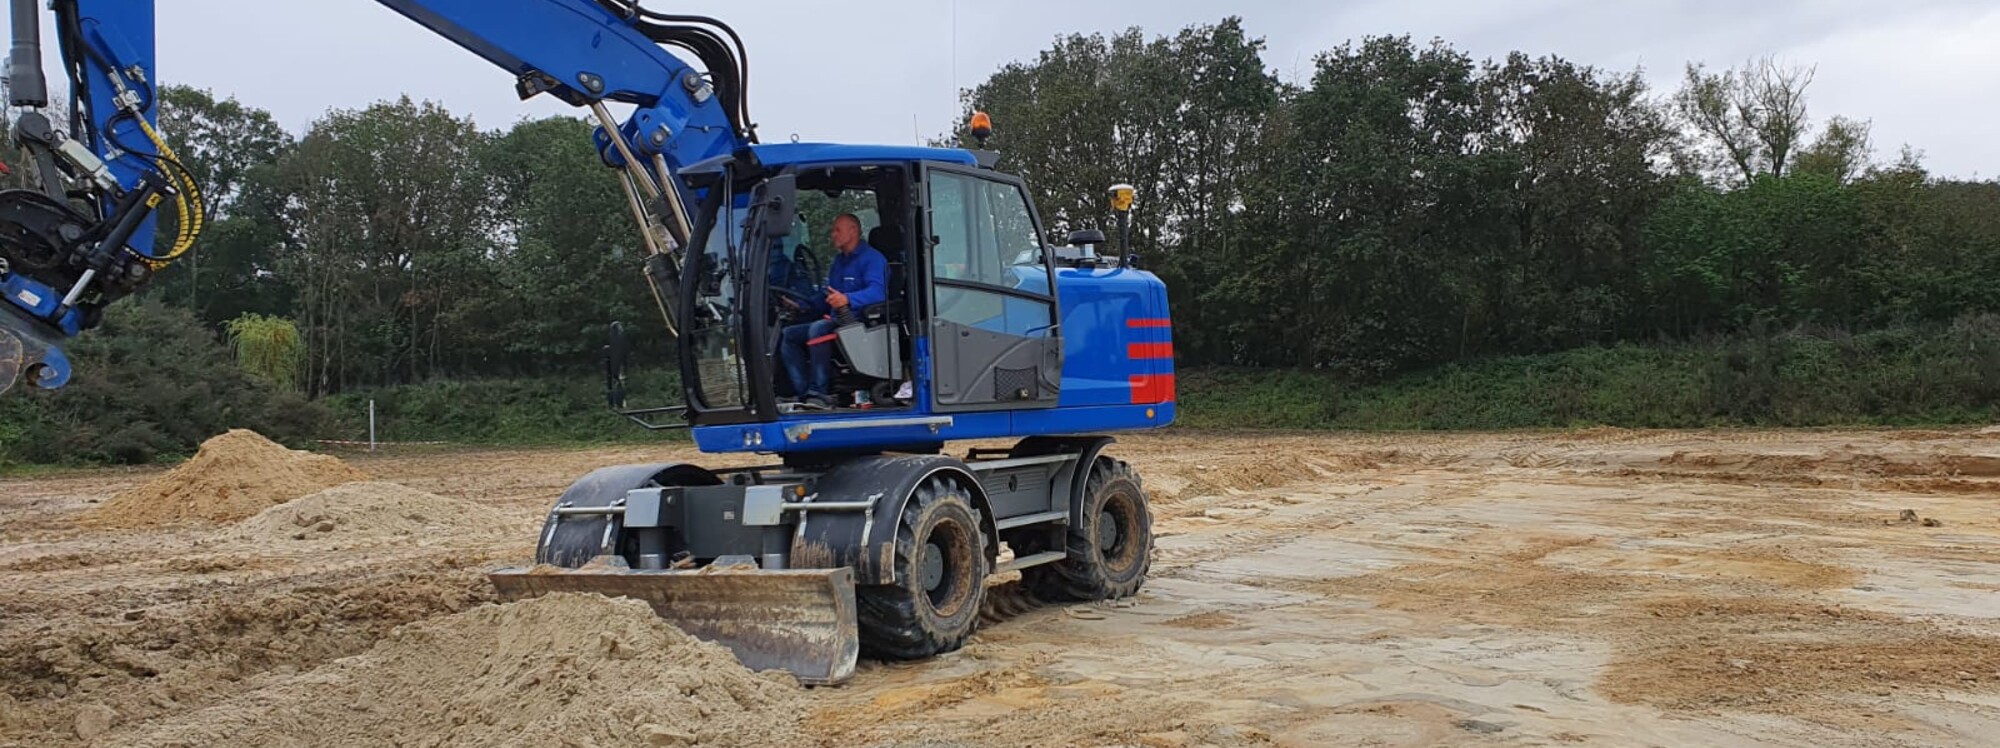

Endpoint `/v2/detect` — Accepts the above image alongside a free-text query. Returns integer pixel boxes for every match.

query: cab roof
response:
[677,142,987,186]
[745,142,979,168]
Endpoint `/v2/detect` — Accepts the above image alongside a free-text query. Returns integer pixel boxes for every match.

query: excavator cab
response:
[660,145,1067,434]
[760,168,916,408]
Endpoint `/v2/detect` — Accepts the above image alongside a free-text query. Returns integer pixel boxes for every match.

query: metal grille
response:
[994,366,1038,401]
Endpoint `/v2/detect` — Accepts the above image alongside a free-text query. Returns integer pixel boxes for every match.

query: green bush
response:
[0,300,329,466]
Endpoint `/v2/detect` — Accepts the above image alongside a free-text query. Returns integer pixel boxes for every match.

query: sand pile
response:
[223,481,515,545]
[122,593,802,748]
[85,430,369,528]
[1,561,497,745]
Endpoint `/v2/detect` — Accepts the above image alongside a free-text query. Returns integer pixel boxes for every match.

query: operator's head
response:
[831,213,862,254]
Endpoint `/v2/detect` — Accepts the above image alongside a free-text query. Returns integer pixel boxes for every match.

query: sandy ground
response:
[4,428,1999,747]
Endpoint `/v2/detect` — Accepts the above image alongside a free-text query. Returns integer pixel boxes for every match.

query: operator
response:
[778,213,887,407]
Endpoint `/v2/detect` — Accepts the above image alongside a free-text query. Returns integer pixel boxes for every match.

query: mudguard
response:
[1010,435,1117,527]
[791,454,996,585]
[533,462,721,566]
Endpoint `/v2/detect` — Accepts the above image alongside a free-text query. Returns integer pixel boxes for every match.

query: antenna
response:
[950,0,958,111]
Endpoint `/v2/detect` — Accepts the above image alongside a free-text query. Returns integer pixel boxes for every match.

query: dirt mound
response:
[85,430,369,528]
[1603,596,2000,711]
[1,560,496,744]
[122,593,801,748]
[224,481,514,545]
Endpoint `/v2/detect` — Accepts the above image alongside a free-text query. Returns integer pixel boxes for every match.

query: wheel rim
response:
[1096,510,1120,552]
[920,516,976,616]
[1097,489,1143,574]
[920,542,946,591]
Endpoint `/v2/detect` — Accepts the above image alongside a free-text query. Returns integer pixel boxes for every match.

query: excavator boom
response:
[0,0,745,396]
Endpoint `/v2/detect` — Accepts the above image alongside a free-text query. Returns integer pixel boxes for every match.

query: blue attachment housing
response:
[1,272,84,336]
[0,300,73,389]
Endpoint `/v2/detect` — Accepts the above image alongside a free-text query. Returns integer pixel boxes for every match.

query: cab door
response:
[920,165,1062,412]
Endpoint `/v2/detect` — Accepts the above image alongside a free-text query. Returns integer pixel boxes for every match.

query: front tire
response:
[1023,458,1153,602]
[857,475,988,659]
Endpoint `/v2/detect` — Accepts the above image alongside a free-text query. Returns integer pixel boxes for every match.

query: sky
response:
[17,1,1999,179]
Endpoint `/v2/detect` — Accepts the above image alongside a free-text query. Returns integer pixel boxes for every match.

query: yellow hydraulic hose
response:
[132,117,204,266]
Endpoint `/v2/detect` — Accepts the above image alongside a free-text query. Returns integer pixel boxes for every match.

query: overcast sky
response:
[22,1,1999,179]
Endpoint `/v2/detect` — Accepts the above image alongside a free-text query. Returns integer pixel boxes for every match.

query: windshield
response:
[685,189,753,411]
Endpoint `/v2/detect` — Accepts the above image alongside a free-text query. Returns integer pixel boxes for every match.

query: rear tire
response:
[1022,458,1152,602]
[857,475,988,659]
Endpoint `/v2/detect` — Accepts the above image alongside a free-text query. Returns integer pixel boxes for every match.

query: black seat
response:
[865,224,906,322]
[822,224,910,395]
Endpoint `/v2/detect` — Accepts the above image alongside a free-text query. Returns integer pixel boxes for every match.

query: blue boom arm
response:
[0,0,750,393]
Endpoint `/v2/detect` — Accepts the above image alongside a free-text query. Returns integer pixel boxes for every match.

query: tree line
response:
[134,90,670,395]
[960,19,1999,380]
[5,17,1999,463]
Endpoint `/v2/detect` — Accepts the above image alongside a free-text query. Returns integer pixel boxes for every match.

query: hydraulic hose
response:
[132,116,205,265]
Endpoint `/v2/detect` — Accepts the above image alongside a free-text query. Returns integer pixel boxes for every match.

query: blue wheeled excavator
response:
[2,0,1176,684]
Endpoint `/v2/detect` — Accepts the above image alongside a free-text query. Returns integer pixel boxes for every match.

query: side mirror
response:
[748,174,798,238]
[1067,229,1107,247]
[604,321,628,409]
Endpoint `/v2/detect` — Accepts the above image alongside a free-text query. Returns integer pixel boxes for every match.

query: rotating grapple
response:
[0,180,161,395]
[2,0,190,396]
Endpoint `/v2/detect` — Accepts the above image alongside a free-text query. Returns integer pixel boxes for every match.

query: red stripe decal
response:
[1127,318,1172,328]
[807,334,839,346]
[1128,374,1177,404]
[1127,342,1173,360]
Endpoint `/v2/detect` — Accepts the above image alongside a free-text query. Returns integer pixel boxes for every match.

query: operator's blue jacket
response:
[809,242,888,316]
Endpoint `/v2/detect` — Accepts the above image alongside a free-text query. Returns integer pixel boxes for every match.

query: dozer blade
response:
[487,565,859,686]
[0,328,20,396]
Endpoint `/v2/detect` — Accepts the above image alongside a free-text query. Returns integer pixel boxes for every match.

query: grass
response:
[334,322,2000,448]
[321,369,688,447]
[1178,322,2000,431]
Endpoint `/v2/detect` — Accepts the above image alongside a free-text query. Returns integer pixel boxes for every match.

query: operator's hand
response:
[825,288,849,309]
[778,295,801,311]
